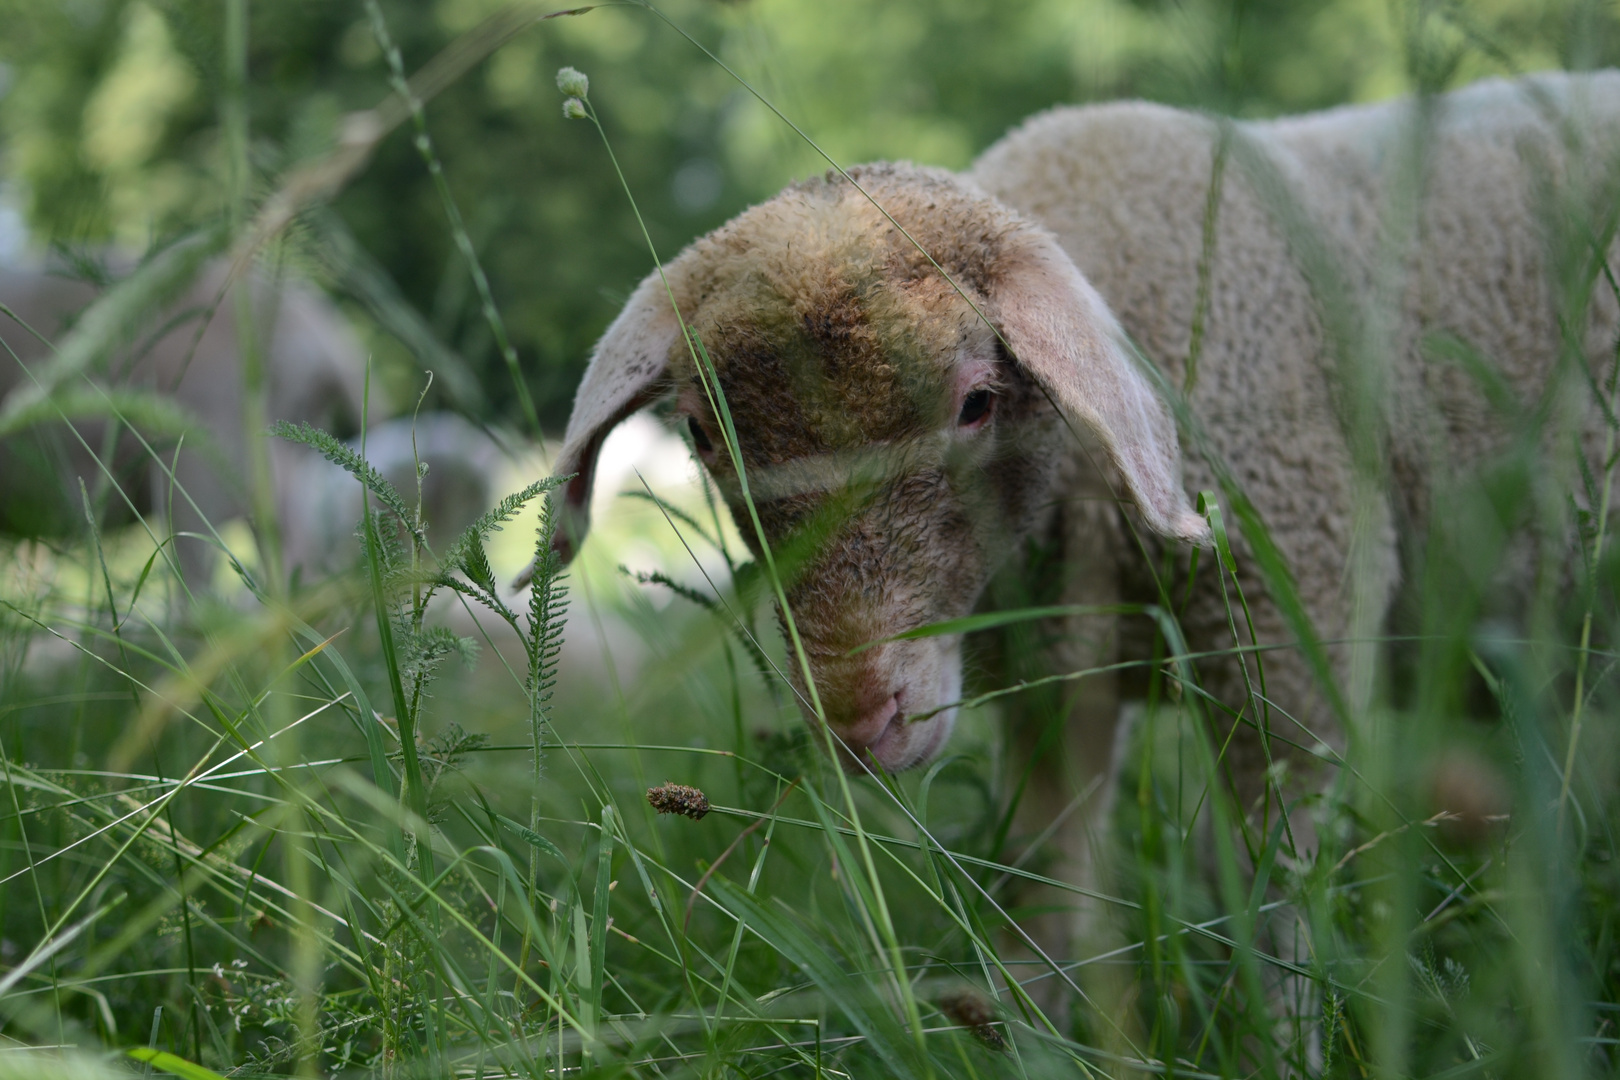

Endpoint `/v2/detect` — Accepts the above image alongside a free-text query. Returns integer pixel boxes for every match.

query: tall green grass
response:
[4,3,1620,1078]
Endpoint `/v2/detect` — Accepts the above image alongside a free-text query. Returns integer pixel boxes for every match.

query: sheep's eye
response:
[687,415,714,453]
[957,388,993,427]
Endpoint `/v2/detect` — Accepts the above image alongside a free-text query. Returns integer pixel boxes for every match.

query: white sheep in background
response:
[279,411,510,581]
[553,70,1619,1007]
[0,258,374,583]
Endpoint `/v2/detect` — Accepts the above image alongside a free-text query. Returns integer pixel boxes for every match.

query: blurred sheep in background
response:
[0,252,524,599]
[0,255,374,584]
[279,411,511,581]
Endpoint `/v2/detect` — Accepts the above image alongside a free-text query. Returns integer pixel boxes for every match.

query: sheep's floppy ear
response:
[992,227,1210,545]
[551,272,682,562]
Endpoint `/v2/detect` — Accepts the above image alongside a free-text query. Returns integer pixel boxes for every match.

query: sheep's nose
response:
[832,693,901,752]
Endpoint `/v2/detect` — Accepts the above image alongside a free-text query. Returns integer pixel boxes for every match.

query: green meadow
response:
[4,1,1620,1076]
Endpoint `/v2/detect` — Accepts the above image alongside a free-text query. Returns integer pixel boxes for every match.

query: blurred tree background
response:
[0,0,1613,431]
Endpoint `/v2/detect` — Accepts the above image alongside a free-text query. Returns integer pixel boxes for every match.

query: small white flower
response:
[555,66,588,98]
[562,97,587,121]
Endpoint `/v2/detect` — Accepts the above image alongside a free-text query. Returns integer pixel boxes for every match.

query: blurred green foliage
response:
[0,0,1615,428]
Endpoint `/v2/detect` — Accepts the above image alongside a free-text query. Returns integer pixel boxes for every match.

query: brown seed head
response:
[938,987,1007,1050]
[1427,745,1511,847]
[647,782,711,820]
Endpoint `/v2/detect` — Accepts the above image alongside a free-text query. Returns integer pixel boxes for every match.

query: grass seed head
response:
[556,66,589,98]
[938,987,1006,1050]
[1427,745,1511,847]
[647,782,711,820]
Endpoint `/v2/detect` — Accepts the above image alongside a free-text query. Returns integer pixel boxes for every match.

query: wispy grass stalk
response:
[366,0,541,436]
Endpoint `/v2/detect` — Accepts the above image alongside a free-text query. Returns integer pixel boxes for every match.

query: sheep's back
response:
[1269,72,1620,526]
[971,99,1364,608]
[973,73,1620,546]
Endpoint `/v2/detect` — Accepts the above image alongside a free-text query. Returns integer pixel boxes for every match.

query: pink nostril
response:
[835,694,900,750]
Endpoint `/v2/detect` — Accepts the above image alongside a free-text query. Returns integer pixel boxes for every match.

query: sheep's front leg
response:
[1170,490,1387,1076]
[998,498,1134,1034]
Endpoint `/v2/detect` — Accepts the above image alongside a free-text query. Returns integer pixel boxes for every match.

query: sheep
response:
[0,257,372,583]
[547,70,1620,1001]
